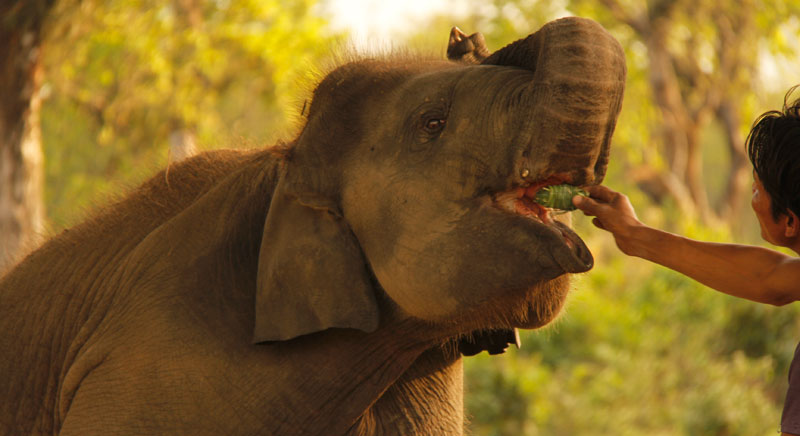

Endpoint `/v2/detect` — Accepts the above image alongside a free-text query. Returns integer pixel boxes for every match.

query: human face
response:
[751,172,786,246]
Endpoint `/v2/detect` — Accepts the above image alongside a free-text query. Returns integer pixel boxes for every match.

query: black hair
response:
[746,85,800,219]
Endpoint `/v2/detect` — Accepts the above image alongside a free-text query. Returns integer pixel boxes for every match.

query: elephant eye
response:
[413,106,448,146]
[424,118,446,133]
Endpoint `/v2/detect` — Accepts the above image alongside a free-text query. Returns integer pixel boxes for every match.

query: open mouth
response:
[490,178,584,250]
[492,183,555,223]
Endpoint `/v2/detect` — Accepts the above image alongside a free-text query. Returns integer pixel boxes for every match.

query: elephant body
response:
[2,150,467,434]
[0,17,626,435]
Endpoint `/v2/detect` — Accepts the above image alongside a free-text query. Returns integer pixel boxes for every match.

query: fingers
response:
[573,184,637,221]
[584,185,618,203]
[572,195,602,216]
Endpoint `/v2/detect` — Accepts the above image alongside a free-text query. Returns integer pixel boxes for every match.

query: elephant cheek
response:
[373,260,461,320]
[365,203,473,320]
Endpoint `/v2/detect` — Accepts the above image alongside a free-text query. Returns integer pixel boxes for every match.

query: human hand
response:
[572,185,644,255]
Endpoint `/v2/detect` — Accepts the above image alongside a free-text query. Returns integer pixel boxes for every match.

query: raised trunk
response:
[481,17,626,185]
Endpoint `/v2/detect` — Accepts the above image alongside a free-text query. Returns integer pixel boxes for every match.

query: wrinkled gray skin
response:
[0,17,625,435]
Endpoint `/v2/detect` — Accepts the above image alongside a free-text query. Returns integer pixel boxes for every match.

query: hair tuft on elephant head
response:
[0,17,625,436]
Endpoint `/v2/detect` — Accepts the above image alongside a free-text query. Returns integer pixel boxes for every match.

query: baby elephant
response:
[0,16,625,436]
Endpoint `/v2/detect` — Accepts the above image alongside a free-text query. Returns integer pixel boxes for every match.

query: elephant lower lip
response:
[489,189,593,272]
[551,221,593,272]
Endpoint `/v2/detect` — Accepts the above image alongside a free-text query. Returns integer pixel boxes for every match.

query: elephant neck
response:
[0,148,285,434]
[348,346,464,436]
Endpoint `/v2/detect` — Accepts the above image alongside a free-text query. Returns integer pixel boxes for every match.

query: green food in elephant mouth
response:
[534,184,588,211]
[491,181,571,224]
[491,181,584,250]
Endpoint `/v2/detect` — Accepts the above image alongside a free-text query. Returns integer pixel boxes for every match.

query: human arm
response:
[572,185,800,306]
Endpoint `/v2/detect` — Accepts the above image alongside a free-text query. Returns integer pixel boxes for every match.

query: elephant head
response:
[254,17,626,343]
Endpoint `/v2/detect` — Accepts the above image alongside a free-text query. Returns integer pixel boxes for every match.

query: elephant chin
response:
[470,273,571,331]
[516,274,571,329]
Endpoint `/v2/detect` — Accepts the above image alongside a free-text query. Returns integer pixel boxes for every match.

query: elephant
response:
[0,16,625,435]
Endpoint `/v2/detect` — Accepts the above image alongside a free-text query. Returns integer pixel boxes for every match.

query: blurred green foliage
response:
[37,0,800,434]
[41,0,338,228]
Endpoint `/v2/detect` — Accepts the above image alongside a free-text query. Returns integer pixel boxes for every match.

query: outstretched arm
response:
[573,185,800,306]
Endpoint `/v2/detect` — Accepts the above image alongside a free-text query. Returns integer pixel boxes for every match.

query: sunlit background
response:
[3,0,800,434]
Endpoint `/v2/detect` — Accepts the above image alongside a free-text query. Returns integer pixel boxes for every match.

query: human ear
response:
[784,210,799,238]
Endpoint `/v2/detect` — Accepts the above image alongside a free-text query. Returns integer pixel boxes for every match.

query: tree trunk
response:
[685,124,714,223]
[717,101,751,222]
[643,31,701,219]
[0,2,53,273]
[593,0,762,227]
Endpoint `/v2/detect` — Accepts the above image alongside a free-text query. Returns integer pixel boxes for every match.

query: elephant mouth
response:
[492,183,557,225]
[490,179,593,272]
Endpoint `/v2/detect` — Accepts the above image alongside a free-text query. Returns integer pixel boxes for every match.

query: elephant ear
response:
[253,168,379,343]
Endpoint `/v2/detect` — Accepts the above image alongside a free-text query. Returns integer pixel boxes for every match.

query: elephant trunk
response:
[481,17,626,185]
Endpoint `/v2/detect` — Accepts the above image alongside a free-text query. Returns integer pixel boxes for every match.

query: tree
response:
[570,0,800,224]
[39,0,337,227]
[0,0,56,273]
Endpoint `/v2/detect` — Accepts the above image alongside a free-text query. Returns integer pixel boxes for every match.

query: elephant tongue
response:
[458,328,521,356]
